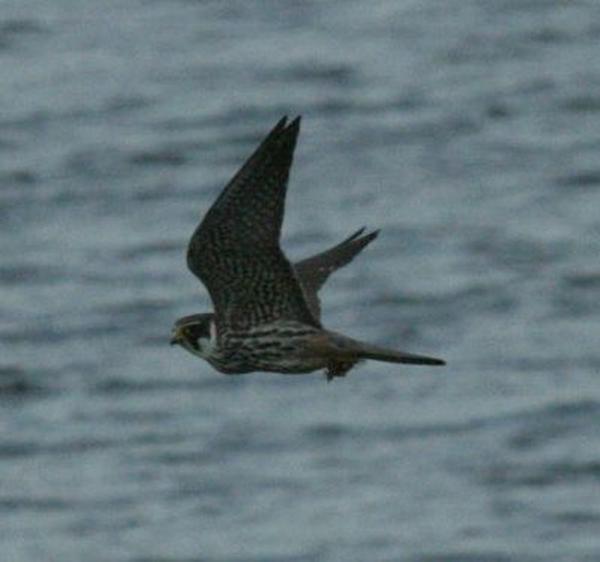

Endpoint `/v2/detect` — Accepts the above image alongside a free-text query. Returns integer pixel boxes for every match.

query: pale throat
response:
[197,319,218,356]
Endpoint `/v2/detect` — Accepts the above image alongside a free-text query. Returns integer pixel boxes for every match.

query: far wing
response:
[294,228,379,319]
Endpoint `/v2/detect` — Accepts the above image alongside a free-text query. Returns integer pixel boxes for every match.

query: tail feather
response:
[358,344,445,366]
[324,331,445,366]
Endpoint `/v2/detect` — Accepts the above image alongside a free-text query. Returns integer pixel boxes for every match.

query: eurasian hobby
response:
[171,116,445,380]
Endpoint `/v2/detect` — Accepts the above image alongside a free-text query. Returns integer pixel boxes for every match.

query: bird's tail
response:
[321,331,445,366]
[355,342,445,366]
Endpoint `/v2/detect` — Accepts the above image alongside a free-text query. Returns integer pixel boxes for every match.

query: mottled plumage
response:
[186,117,316,331]
[172,116,445,380]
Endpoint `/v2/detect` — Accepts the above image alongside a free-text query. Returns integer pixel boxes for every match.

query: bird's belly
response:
[220,348,325,375]
[209,322,329,375]
[254,355,325,374]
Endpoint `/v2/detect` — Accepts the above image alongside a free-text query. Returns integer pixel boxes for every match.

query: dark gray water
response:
[2,1,600,560]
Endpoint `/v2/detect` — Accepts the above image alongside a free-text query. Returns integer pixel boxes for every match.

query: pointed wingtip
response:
[287,115,302,132]
[356,228,380,248]
[345,226,381,244]
[346,227,366,242]
[275,115,301,149]
[273,115,288,131]
[268,115,301,142]
[366,228,380,242]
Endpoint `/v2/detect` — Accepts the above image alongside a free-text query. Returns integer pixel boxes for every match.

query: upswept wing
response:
[187,116,320,330]
[294,228,379,319]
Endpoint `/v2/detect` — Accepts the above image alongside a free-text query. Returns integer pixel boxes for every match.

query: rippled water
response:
[2,1,600,561]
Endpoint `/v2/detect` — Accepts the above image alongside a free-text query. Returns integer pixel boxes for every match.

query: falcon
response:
[171,116,445,380]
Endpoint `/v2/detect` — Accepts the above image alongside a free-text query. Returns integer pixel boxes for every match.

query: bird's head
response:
[170,313,216,358]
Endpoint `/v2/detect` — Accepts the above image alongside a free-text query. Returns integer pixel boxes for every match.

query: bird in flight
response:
[171,116,445,380]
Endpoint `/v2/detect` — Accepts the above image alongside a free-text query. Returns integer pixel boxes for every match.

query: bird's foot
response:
[325,360,355,382]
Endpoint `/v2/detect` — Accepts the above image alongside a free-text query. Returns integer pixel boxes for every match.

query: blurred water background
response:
[2,1,600,561]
